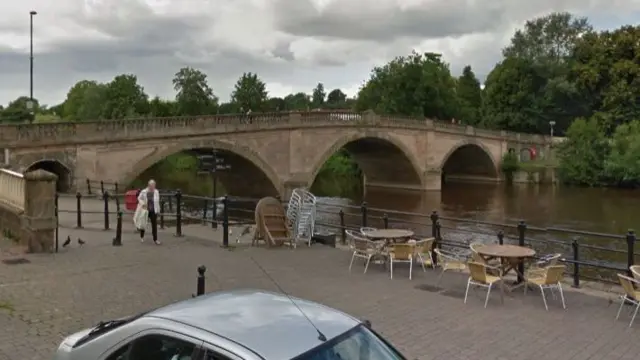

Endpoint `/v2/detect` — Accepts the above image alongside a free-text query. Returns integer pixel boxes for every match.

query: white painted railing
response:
[0,168,25,211]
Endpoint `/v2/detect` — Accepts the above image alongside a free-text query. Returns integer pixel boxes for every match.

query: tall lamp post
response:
[28,10,37,122]
[549,120,556,138]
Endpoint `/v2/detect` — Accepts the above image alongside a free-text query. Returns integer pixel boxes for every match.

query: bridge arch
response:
[120,139,282,198]
[25,159,72,193]
[308,132,424,191]
[439,140,499,182]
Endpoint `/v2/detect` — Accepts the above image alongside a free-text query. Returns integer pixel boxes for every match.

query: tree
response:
[230,72,268,112]
[62,80,107,121]
[173,67,218,116]
[326,89,347,108]
[556,116,609,186]
[605,120,640,187]
[267,97,286,112]
[569,25,640,132]
[503,12,593,63]
[148,97,176,117]
[311,83,326,108]
[101,75,148,119]
[355,51,459,119]
[284,92,311,111]
[456,66,482,125]
[0,96,39,122]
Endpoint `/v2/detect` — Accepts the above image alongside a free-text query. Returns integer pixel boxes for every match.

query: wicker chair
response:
[465,261,504,308]
[524,265,567,311]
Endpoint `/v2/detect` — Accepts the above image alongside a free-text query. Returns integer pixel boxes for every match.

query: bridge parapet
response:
[1,111,551,147]
[0,169,57,253]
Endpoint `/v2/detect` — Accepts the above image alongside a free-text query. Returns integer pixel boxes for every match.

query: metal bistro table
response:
[477,244,536,293]
[365,229,414,244]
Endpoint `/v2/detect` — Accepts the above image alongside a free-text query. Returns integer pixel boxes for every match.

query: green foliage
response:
[456,65,482,125]
[311,83,326,108]
[231,72,269,112]
[500,151,520,174]
[604,120,640,187]
[557,117,609,186]
[173,67,218,116]
[311,150,363,198]
[355,51,459,119]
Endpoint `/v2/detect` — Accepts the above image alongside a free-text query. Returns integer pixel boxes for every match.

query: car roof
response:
[146,289,360,359]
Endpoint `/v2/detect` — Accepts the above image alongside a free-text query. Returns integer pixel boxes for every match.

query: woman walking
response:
[134,179,161,245]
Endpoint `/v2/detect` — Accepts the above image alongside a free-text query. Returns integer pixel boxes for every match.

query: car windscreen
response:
[292,324,406,360]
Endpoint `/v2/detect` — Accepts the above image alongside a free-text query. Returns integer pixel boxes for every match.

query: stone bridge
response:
[0,111,551,198]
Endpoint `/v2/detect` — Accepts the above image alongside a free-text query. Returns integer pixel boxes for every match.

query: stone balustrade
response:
[0,110,552,147]
[0,169,57,253]
[0,168,25,211]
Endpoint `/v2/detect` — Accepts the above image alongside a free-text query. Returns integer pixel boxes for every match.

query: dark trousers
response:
[140,211,158,241]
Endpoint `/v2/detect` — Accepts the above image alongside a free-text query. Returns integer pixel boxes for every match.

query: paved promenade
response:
[0,197,638,359]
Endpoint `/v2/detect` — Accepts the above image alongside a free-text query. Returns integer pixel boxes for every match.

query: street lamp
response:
[549,121,556,138]
[29,10,37,112]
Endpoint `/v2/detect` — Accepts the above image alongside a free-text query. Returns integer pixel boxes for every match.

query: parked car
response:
[53,289,406,360]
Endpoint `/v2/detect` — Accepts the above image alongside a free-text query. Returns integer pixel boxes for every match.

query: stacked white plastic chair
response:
[286,188,317,248]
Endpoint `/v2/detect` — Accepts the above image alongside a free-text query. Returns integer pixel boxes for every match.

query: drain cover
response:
[1,258,30,265]
[415,284,442,293]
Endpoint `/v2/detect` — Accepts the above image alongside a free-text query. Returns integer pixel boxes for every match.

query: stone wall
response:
[0,169,57,253]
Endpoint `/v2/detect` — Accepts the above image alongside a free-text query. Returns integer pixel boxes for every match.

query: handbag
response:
[133,206,149,230]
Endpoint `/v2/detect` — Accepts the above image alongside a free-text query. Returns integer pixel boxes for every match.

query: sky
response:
[0,1,639,107]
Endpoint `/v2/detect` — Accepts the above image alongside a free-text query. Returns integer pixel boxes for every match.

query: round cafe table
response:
[365,229,414,243]
[476,244,536,291]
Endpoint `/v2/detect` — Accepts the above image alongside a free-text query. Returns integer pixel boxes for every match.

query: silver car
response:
[54,289,406,360]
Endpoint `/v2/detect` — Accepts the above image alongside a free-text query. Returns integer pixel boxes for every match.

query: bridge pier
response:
[424,169,442,191]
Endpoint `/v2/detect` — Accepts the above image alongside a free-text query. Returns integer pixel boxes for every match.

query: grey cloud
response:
[273,0,508,41]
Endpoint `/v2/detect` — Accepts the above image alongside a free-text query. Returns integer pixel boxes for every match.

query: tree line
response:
[1,12,639,189]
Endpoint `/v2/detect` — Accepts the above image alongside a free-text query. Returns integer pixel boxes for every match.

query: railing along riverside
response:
[0,168,25,211]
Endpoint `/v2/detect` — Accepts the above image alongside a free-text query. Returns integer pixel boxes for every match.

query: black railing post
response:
[430,211,439,238]
[202,198,208,224]
[159,200,165,229]
[196,265,206,296]
[75,192,83,228]
[433,221,442,267]
[54,193,59,253]
[175,190,183,237]
[103,191,110,230]
[517,220,526,283]
[572,238,580,288]
[497,230,504,245]
[86,178,92,195]
[114,182,119,194]
[339,210,346,244]
[626,229,636,276]
[115,195,121,212]
[222,195,229,247]
[360,202,368,227]
[212,197,218,229]
[112,211,123,246]
[100,180,105,196]
[383,214,389,229]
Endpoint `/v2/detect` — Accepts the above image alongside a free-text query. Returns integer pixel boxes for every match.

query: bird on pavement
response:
[77,238,85,246]
[62,236,71,247]
[235,226,252,243]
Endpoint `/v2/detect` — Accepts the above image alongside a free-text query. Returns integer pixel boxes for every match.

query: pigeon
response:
[77,238,85,246]
[235,226,252,243]
[62,236,71,247]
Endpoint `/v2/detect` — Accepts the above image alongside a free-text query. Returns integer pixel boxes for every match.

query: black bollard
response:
[159,200,165,229]
[222,195,229,247]
[360,202,368,227]
[100,180,105,197]
[626,230,636,277]
[103,191,110,230]
[212,197,218,229]
[339,210,346,244]
[517,221,527,283]
[175,190,183,237]
[196,265,206,296]
[383,214,389,229]
[55,193,59,253]
[75,192,83,228]
[497,230,504,245]
[112,211,123,246]
[86,178,92,195]
[571,238,580,288]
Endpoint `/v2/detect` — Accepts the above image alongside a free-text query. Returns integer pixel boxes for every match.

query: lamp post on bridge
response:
[27,10,37,123]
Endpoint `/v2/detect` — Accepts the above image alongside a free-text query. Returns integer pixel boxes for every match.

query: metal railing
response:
[57,180,638,288]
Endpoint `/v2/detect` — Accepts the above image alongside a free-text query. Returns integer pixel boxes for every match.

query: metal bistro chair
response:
[616,274,640,327]
[524,265,567,311]
[388,243,414,280]
[465,261,504,308]
[348,232,385,274]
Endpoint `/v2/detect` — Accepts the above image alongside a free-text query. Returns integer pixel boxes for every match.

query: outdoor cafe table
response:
[476,244,536,292]
[365,229,414,244]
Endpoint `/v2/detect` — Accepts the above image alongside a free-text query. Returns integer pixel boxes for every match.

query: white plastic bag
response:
[133,207,149,230]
